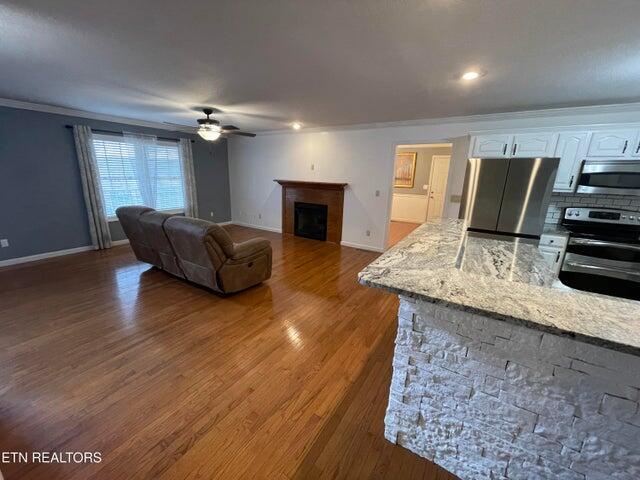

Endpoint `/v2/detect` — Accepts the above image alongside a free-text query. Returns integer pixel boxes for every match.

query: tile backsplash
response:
[545,193,640,224]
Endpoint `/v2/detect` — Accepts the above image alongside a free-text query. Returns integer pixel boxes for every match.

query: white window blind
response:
[92,133,185,218]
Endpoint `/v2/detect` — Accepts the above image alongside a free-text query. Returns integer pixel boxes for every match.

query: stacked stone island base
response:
[384,297,640,480]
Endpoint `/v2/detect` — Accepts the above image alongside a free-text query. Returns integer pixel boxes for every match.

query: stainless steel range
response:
[559,207,640,301]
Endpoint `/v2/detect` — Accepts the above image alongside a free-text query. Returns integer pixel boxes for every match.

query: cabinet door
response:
[587,129,638,157]
[470,135,512,158]
[553,132,590,192]
[538,245,563,275]
[512,133,558,158]
[630,132,640,158]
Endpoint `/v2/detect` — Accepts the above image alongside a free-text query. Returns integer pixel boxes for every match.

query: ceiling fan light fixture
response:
[198,123,222,141]
[291,122,302,130]
[461,70,481,81]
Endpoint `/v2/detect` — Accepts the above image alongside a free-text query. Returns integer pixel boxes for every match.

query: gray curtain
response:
[73,125,112,250]
[179,138,198,218]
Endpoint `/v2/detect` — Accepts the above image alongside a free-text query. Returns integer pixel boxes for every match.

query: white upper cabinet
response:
[511,133,558,158]
[587,129,639,157]
[470,134,512,158]
[553,132,590,192]
[631,133,640,158]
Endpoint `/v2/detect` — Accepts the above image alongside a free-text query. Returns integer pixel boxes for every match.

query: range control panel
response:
[564,207,640,225]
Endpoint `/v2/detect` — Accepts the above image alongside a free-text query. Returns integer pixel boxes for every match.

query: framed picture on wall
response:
[394,152,417,188]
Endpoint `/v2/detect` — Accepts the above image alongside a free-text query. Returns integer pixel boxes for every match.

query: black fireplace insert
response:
[294,202,328,241]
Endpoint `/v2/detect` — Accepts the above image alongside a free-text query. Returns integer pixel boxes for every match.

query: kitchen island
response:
[358,219,640,480]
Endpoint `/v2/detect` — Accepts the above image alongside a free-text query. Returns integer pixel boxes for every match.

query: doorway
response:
[387,143,452,247]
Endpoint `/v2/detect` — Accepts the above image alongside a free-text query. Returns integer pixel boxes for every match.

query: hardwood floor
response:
[0,226,456,480]
[388,221,421,247]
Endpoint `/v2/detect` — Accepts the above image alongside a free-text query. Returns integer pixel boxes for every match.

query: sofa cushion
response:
[139,211,185,278]
[115,206,159,266]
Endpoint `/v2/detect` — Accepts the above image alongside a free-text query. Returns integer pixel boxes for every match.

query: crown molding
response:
[397,143,452,148]
[255,101,640,136]
[0,97,192,132]
[4,96,640,138]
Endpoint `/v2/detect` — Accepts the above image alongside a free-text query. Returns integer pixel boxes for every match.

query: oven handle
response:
[563,260,640,282]
[581,162,640,174]
[569,238,640,252]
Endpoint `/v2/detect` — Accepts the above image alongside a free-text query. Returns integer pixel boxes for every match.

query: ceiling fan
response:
[165,108,256,142]
[196,108,256,141]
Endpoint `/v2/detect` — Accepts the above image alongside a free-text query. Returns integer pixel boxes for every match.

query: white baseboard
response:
[111,239,130,246]
[0,245,94,268]
[340,241,385,253]
[231,221,283,233]
[217,221,233,226]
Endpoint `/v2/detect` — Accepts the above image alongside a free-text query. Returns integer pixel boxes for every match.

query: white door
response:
[587,129,638,157]
[553,132,590,192]
[426,155,451,221]
[470,135,512,158]
[512,133,558,158]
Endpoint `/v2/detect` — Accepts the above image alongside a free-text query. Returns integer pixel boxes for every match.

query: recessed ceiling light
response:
[291,122,302,130]
[461,71,481,81]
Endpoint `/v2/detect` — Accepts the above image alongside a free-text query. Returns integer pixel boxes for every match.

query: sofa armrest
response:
[231,238,271,260]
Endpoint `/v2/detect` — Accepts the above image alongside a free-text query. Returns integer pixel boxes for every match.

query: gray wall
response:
[394,146,452,195]
[0,106,231,261]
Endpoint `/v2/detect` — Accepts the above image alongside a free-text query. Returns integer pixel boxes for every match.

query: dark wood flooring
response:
[0,226,456,480]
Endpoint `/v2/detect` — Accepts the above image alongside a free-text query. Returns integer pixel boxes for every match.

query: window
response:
[92,133,185,219]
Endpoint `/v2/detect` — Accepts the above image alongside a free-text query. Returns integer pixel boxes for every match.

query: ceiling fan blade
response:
[221,125,239,131]
[229,131,256,137]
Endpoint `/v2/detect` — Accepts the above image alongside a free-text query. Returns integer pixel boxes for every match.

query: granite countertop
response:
[358,219,640,355]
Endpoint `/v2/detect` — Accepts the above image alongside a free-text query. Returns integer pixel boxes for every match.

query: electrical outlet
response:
[365,230,371,237]
[375,190,380,197]
[0,238,9,248]
[210,211,214,218]
[310,163,315,171]
[258,213,262,219]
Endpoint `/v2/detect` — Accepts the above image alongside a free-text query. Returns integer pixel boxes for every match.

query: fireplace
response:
[294,202,328,241]
[274,180,348,244]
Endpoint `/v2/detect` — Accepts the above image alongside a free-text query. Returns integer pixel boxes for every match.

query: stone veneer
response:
[385,296,640,480]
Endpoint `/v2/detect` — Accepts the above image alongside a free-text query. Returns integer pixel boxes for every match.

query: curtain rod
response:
[64,125,195,143]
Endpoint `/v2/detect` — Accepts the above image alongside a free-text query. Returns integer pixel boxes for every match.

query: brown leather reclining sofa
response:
[115,206,272,294]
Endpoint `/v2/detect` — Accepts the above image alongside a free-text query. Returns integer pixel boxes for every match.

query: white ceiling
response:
[2,0,640,132]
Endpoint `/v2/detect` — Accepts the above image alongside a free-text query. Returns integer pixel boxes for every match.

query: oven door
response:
[559,237,640,300]
[576,160,640,195]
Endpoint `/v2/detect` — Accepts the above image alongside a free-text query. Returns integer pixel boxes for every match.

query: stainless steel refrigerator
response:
[459,157,559,238]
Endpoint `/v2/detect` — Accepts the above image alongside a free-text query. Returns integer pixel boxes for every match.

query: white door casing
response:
[426,155,451,221]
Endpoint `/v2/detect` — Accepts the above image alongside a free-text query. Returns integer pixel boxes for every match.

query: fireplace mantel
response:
[274,179,348,244]
[274,179,348,190]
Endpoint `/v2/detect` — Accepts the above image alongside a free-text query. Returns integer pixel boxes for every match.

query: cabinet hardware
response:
[512,143,517,155]
[569,175,574,187]
[502,144,507,155]
[636,142,640,154]
[555,251,561,263]
[622,140,628,154]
